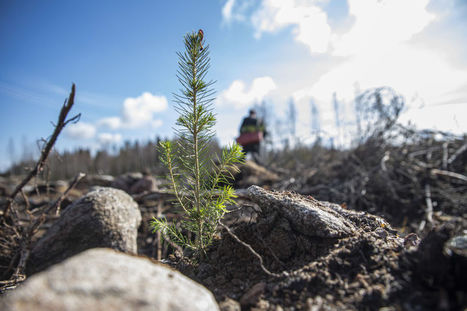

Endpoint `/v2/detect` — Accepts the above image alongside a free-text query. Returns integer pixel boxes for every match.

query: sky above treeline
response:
[1,0,466,170]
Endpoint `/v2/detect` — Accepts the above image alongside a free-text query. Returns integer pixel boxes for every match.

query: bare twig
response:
[424,184,433,224]
[0,85,81,292]
[420,141,434,232]
[380,151,390,171]
[20,189,30,211]
[156,201,162,260]
[2,84,80,219]
[218,221,282,278]
[442,142,448,170]
[1,172,85,289]
[426,137,433,162]
[53,172,86,216]
[161,235,184,256]
[447,142,467,165]
[30,172,85,235]
[408,146,441,160]
[254,231,285,268]
[430,169,467,183]
[10,248,29,282]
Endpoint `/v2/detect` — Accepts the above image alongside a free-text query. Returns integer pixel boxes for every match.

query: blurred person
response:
[237,109,266,163]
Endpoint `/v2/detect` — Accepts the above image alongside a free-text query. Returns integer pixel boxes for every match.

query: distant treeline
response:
[7,138,161,180]
[5,87,455,183]
[5,137,223,181]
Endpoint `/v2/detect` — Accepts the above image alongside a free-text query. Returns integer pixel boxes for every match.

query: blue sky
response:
[1,0,466,170]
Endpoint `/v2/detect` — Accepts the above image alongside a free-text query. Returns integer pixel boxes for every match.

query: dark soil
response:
[164,205,466,311]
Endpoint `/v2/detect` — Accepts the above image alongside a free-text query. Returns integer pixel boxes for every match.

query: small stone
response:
[219,297,241,311]
[240,282,267,307]
[444,235,467,257]
[404,233,420,249]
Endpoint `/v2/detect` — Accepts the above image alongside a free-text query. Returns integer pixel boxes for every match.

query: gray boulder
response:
[1,248,219,311]
[248,185,355,238]
[236,161,280,188]
[75,174,115,191]
[247,185,393,238]
[111,172,144,193]
[130,175,158,194]
[27,187,141,275]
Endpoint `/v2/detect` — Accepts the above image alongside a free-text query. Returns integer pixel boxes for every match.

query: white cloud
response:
[399,102,467,135]
[304,46,467,105]
[222,0,255,24]
[332,0,435,56]
[97,117,121,130]
[97,92,168,129]
[97,133,122,145]
[245,0,434,56]
[151,119,163,128]
[217,76,276,109]
[222,0,236,23]
[251,0,332,53]
[65,122,96,140]
[294,0,467,109]
[222,0,467,140]
[122,92,167,128]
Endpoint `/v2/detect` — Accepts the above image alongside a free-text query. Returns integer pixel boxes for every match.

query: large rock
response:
[75,174,115,191]
[247,185,392,238]
[235,161,280,188]
[27,187,141,275]
[248,185,355,237]
[110,172,158,194]
[111,172,143,193]
[1,248,219,311]
[129,174,158,194]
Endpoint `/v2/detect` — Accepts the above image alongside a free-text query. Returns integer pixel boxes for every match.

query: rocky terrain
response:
[0,135,466,310]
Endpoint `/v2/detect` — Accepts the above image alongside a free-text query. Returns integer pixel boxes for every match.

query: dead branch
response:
[32,172,86,236]
[380,151,390,171]
[254,230,286,268]
[161,234,184,256]
[20,190,30,211]
[53,172,86,215]
[156,201,162,260]
[430,169,467,183]
[0,172,85,291]
[442,142,448,169]
[219,221,282,278]
[408,146,441,159]
[447,142,467,165]
[0,85,82,292]
[424,184,433,224]
[2,84,80,220]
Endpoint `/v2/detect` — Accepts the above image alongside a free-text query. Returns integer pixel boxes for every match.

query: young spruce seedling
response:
[151,30,244,256]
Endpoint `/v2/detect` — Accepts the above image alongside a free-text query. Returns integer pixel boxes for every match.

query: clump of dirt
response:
[395,218,467,310]
[171,193,466,310]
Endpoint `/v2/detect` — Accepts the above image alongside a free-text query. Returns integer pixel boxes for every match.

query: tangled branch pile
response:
[268,88,466,235]
[280,128,466,234]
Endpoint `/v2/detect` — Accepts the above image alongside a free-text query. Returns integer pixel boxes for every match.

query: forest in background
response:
[3,87,412,180]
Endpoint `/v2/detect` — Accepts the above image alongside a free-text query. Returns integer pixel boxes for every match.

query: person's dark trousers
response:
[243,143,261,164]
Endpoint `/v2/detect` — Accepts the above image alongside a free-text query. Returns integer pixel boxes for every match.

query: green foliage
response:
[151,30,244,255]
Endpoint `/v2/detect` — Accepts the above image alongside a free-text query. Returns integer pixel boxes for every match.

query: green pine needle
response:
[151,30,244,256]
